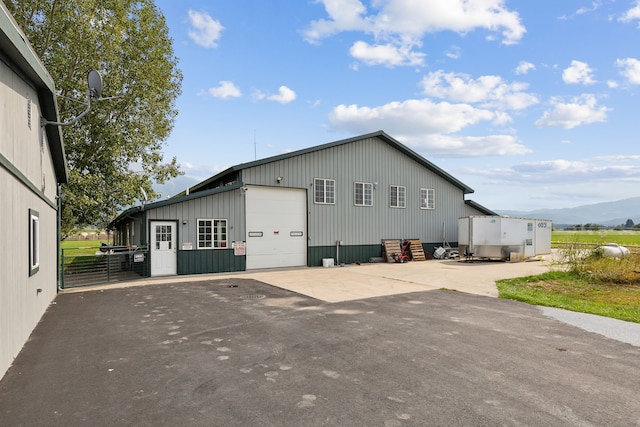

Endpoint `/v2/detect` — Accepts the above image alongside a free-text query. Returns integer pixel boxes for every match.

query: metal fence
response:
[61,245,149,289]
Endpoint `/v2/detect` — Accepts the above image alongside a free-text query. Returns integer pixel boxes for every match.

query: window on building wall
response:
[420,188,435,210]
[354,182,373,206]
[197,219,228,248]
[29,209,40,276]
[314,178,335,204]
[390,185,406,208]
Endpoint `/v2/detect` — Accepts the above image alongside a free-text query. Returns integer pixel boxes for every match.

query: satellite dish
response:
[87,70,103,99]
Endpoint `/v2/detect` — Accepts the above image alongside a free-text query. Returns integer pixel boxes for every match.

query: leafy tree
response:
[6,0,183,237]
[625,219,634,229]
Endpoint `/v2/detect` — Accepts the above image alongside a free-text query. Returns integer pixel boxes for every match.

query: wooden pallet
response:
[407,239,426,261]
[382,240,402,262]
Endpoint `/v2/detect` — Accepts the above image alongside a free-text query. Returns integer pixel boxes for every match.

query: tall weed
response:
[557,244,640,285]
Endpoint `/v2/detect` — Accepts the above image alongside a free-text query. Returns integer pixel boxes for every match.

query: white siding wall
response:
[0,61,59,379]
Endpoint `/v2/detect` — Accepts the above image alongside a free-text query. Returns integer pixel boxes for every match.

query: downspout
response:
[57,184,61,291]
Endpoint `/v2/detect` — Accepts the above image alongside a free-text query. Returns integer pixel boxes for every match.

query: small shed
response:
[458,216,552,261]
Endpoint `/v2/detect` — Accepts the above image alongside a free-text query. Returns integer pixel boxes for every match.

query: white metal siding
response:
[245,186,307,269]
[1,63,58,379]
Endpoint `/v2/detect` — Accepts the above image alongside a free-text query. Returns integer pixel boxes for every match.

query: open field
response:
[61,239,103,256]
[553,230,640,247]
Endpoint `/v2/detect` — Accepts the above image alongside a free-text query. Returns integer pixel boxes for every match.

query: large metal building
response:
[110,131,495,276]
[0,3,67,379]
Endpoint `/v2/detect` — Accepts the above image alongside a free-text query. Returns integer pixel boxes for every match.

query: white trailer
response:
[458,216,552,261]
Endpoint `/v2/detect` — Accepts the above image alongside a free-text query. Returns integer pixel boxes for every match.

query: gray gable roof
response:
[180,130,475,196]
[0,2,67,183]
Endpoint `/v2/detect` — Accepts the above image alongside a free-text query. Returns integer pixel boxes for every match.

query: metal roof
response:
[464,199,497,216]
[108,182,243,228]
[178,131,475,197]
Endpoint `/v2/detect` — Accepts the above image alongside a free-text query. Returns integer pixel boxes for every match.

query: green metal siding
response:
[308,241,457,266]
[308,244,381,266]
[177,249,245,274]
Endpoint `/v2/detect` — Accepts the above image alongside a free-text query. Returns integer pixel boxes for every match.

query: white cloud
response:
[535,94,610,129]
[594,154,640,162]
[205,81,242,99]
[420,70,539,110]
[372,0,525,44]
[304,0,525,67]
[576,1,602,15]
[515,61,535,75]
[403,134,530,157]
[188,10,224,48]
[349,41,426,67]
[329,99,493,135]
[327,98,530,156]
[616,58,640,84]
[467,158,640,185]
[619,1,640,23]
[445,45,461,59]
[303,0,370,42]
[562,60,596,85]
[269,86,297,104]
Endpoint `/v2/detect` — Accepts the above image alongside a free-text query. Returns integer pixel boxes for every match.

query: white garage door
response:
[245,186,307,270]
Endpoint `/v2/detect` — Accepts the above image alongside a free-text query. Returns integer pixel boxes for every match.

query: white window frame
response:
[420,188,435,210]
[29,209,40,276]
[389,185,406,208]
[197,219,228,249]
[314,178,335,204]
[354,182,373,207]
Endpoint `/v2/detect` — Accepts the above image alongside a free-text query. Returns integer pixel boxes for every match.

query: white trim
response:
[420,188,435,210]
[196,218,228,249]
[29,209,40,276]
[354,181,373,207]
[389,185,406,208]
[313,178,335,205]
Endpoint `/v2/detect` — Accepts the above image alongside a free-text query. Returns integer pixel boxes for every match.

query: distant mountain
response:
[496,197,640,227]
[152,175,201,200]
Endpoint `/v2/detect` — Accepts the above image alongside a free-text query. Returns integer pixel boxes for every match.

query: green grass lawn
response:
[61,239,104,256]
[497,271,640,323]
[553,230,640,246]
[498,233,640,323]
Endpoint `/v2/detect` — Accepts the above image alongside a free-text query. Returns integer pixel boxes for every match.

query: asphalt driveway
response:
[1,277,639,426]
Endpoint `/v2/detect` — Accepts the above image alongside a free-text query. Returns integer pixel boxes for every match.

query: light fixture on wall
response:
[276,176,284,184]
[182,220,188,225]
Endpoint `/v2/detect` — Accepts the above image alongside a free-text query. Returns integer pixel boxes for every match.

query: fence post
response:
[107,250,111,282]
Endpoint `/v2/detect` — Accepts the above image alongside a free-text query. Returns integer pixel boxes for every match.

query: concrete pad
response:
[64,255,555,303]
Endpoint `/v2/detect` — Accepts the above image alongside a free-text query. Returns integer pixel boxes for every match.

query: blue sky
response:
[153,0,640,211]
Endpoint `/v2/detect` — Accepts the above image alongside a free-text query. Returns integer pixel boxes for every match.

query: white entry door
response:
[245,186,307,270]
[150,221,177,276]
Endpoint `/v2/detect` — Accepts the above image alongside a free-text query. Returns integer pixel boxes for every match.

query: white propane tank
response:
[595,243,630,258]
